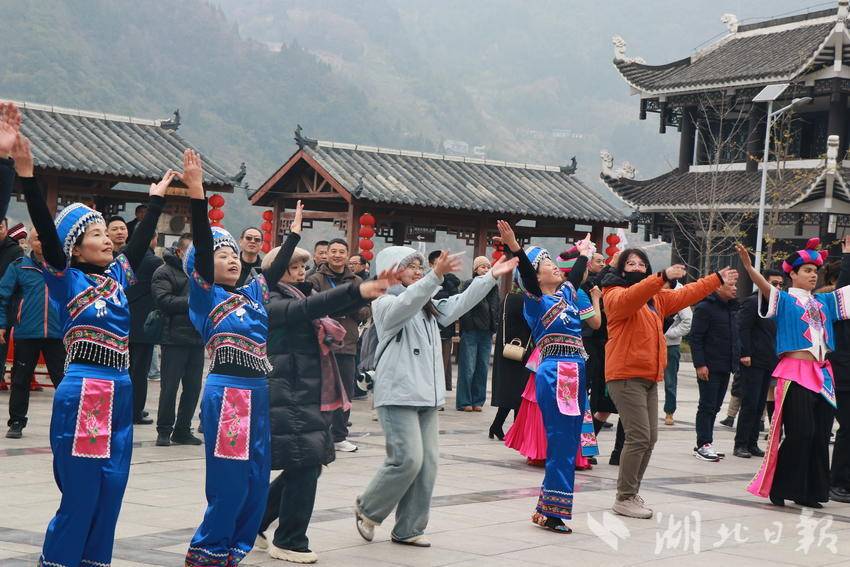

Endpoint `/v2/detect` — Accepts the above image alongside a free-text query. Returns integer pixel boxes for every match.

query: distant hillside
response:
[0,0,421,230]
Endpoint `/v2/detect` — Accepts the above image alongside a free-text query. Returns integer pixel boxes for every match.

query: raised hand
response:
[735,243,754,271]
[433,251,465,277]
[609,249,621,267]
[489,254,519,278]
[149,169,177,198]
[0,103,22,157]
[10,134,33,178]
[576,233,594,257]
[178,149,205,199]
[291,200,304,234]
[664,264,687,281]
[590,285,602,301]
[360,267,402,299]
[718,267,739,286]
[496,220,520,252]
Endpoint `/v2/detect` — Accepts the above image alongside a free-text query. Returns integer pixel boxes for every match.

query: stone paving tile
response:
[1,366,847,566]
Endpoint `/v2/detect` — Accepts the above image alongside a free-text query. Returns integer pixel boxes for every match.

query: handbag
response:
[142,309,164,343]
[500,294,530,362]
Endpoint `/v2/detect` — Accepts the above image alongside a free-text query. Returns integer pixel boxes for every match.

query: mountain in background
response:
[2,0,810,236]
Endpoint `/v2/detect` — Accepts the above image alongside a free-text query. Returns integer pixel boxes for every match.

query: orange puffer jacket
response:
[602,271,722,382]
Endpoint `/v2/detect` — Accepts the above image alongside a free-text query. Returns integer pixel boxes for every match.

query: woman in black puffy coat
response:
[257,235,392,563]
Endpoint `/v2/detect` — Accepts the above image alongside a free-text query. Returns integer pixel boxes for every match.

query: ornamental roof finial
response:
[827,135,840,174]
[720,13,739,34]
[839,0,849,23]
[612,35,645,64]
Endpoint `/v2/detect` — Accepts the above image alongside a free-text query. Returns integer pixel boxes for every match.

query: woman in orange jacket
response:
[600,248,737,519]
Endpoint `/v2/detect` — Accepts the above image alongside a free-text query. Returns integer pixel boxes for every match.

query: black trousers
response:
[156,344,204,436]
[734,365,772,450]
[129,342,155,421]
[771,382,834,503]
[260,466,322,551]
[832,386,850,490]
[8,338,65,427]
[695,371,730,447]
[331,354,356,442]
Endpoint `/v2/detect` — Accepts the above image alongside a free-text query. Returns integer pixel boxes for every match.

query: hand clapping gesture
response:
[149,169,177,198]
[0,103,22,157]
[496,220,520,252]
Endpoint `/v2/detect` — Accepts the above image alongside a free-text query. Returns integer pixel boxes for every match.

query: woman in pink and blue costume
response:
[497,221,601,533]
[7,112,170,566]
[180,150,297,567]
[739,239,850,508]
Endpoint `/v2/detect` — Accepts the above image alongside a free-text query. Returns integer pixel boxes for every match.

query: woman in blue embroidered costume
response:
[179,150,296,567]
[497,221,601,534]
[738,239,850,508]
[7,102,171,567]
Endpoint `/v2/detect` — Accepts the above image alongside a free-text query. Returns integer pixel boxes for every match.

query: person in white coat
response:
[354,246,517,546]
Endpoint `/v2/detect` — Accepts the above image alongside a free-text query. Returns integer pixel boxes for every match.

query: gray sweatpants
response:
[357,405,439,540]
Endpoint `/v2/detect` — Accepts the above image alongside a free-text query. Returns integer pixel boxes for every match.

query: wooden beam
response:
[280,210,348,221]
[272,200,281,247]
[347,201,360,254]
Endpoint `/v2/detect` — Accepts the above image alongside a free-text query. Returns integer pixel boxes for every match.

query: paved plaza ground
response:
[1,366,850,566]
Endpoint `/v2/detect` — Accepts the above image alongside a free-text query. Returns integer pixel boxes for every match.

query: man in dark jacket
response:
[733,270,783,459]
[0,228,64,438]
[430,250,461,391]
[307,238,370,452]
[125,231,163,425]
[237,227,263,287]
[690,280,739,461]
[0,217,23,390]
[456,256,499,411]
[828,248,850,502]
[151,234,203,446]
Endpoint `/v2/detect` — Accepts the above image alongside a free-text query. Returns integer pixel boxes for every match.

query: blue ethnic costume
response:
[515,246,595,524]
[184,198,294,567]
[17,165,164,567]
[749,238,850,504]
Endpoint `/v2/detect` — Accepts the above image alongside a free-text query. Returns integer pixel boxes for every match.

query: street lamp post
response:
[753,96,812,274]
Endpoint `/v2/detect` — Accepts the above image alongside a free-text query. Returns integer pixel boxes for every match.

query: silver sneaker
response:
[335,440,358,452]
[694,444,720,462]
[612,495,653,519]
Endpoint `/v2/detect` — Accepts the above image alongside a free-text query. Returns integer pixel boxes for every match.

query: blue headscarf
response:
[514,245,551,294]
[54,203,105,266]
[183,226,240,278]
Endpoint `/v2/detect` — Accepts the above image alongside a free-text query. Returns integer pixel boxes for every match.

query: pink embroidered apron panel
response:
[72,378,114,458]
[555,361,580,416]
[213,387,252,460]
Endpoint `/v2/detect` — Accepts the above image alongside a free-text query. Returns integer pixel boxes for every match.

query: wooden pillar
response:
[659,100,668,134]
[272,200,282,247]
[346,202,360,254]
[590,223,605,252]
[473,217,489,259]
[391,222,406,246]
[678,106,696,172]
[828,77,847,159]
[746,104,765,172]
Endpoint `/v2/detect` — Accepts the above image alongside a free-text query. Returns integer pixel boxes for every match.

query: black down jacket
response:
[266,279,367,470]
[151,250,203,346]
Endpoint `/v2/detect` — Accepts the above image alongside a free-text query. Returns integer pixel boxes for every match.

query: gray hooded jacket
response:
[372,246,498,408]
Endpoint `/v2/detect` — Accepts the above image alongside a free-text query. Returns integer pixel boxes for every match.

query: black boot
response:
[156,432,171,446]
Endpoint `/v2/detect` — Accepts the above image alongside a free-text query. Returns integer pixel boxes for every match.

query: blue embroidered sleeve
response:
[577,288,595,321]
[826,285,850,322]
[106,253,137,289]
[243,273,270,305]
[188,273,217,334]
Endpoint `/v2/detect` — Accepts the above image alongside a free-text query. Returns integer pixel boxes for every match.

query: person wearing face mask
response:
[739,239,850,509]
[9,105,169,567]
[601,249,737,519]
[354,241,517,546]
[255,206,395,563]
[180,150,298,567]
[497,222,601,534]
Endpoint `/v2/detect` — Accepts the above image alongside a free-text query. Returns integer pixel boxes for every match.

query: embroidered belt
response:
[207,333,273,374]
[537,334,587,360]
[64,326,130,371]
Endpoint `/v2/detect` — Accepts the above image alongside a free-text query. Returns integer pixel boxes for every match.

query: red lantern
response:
[209,194,225,208]
[492,250,503,261]
[360,249,374,261]
[359,226,375,238]
[261,242,271,253]
[606,233,620,246]
[261,221,273,232]
[359,213,375,226]
[208,208,224,221]
[262,210,274,221]
[359,238,374,250]
[263,232,272,243]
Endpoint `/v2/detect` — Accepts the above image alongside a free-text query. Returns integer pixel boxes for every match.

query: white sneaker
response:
[694,444,720,462]
[268,542,318,564]
[335,440,358,452]
[612,495,653,519]
[255,531,269,550]
[355,502,377,542]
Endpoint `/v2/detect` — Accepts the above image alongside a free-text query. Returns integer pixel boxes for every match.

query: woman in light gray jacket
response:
[355,246,517,546]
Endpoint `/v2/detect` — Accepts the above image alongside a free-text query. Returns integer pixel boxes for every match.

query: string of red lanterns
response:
[358,213,376,262]
[605,233,620,264]
[261,210,274,253]
[208,194,225,228]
